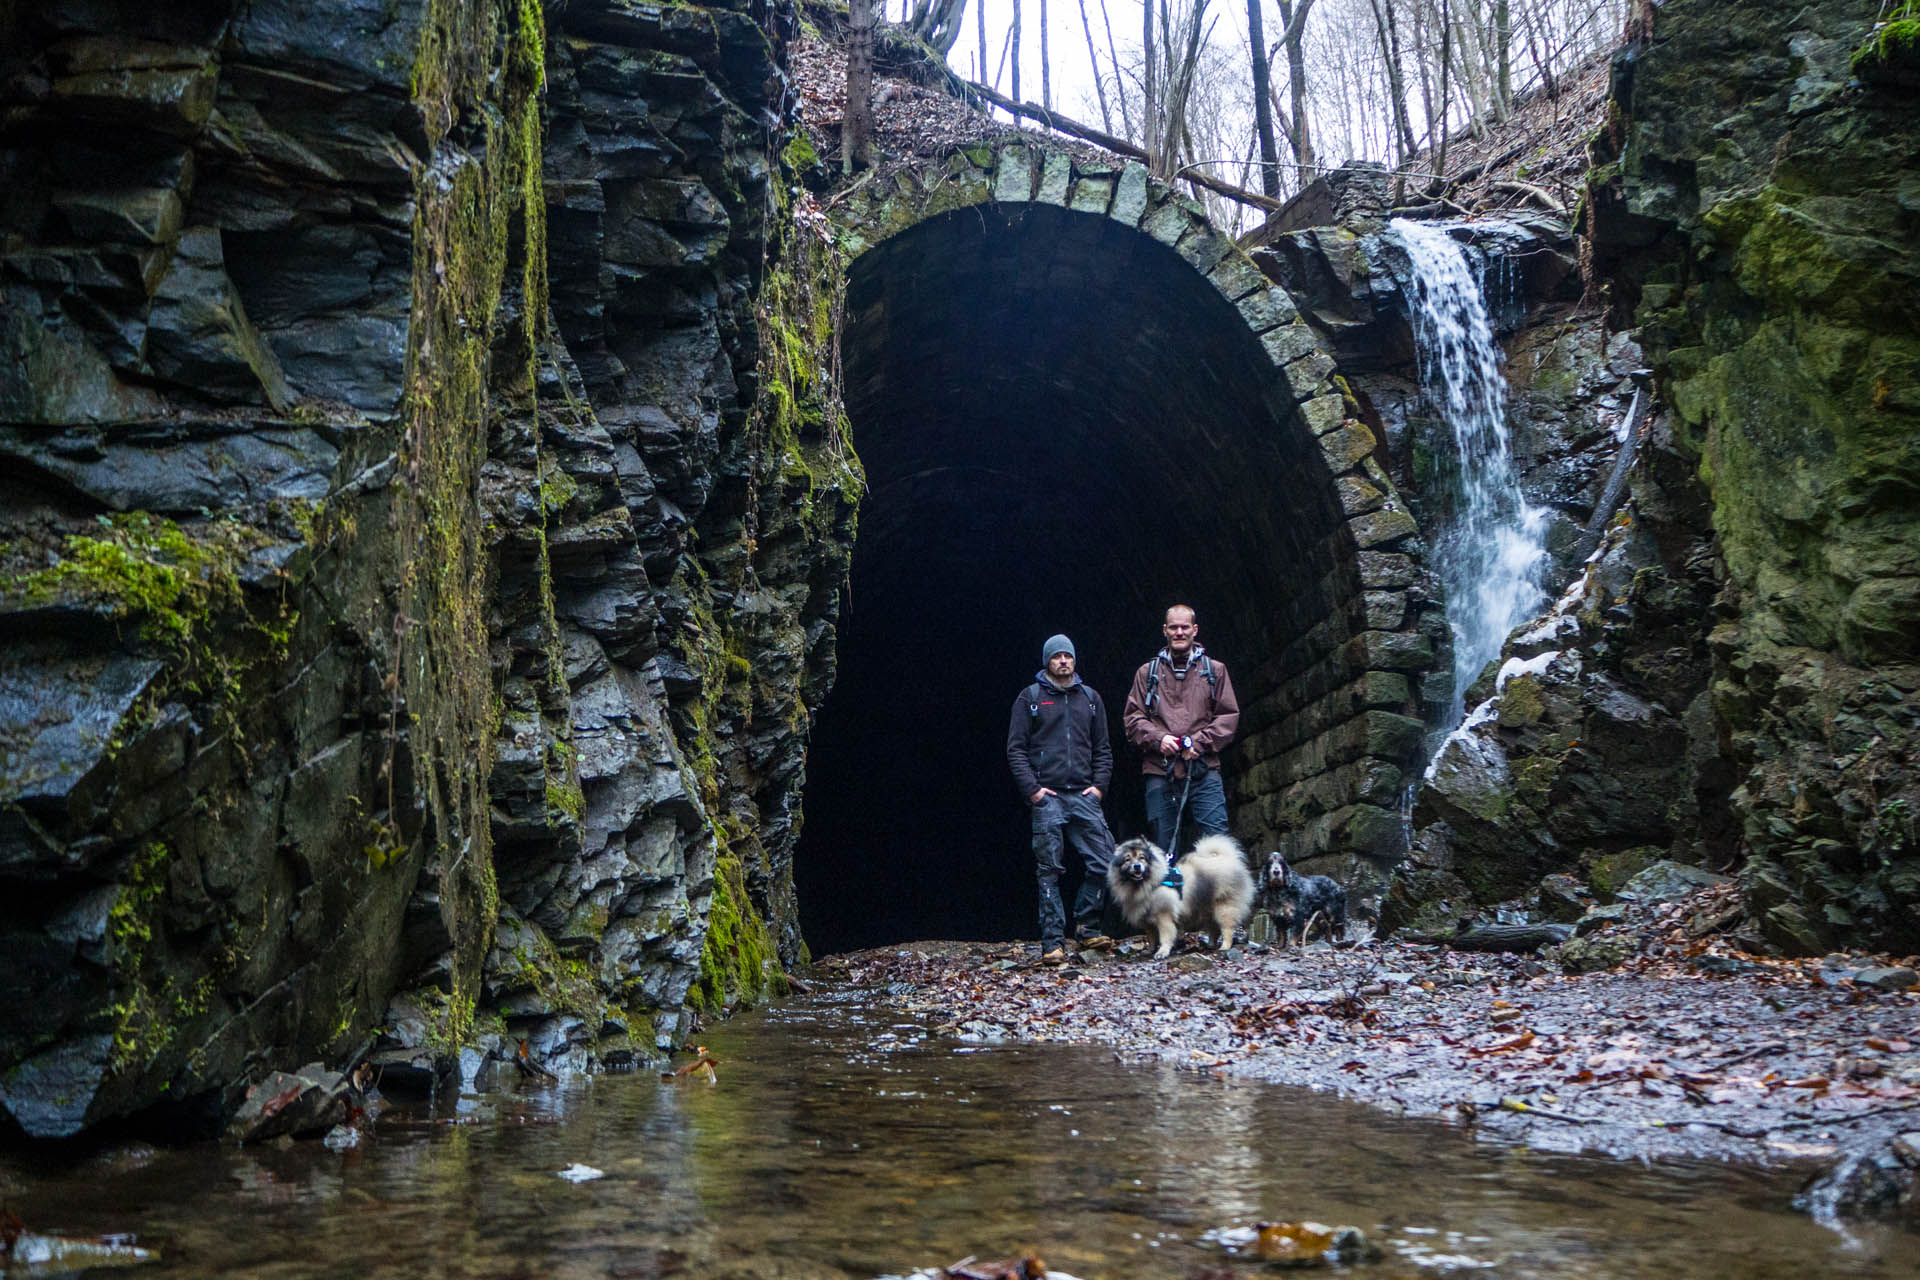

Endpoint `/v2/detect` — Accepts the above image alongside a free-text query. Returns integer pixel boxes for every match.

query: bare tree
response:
[907,0,969,55]
[1078,0,1117,133]
[1041,0,1053,111]
[1431,0,1453,179]
[1157,0,1217,179]
[1275,0,1317,176]
[844,0,876,173]
[1366,0,1417,165]
[1141,0,1157,160]
[1098,0,1135,136]
[977,0,988,85]
[1246,0,1279,198]
[1494,0,1512,110]
[1012,0,1023,105]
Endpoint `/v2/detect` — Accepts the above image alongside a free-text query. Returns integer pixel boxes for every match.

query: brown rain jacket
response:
[1122,647,1240,778]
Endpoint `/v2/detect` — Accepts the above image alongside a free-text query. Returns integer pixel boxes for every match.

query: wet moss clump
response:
[690,849,779,1014]
[1852,0,1920,80]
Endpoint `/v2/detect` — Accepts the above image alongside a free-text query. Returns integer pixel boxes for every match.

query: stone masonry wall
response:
[826,141,1446,877]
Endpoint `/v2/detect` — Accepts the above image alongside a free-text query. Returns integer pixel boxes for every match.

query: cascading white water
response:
[1390,218,1547,731]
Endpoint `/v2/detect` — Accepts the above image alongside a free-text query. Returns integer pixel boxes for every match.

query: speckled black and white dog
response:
[1107,834,1254,959]
[1263,850,1348,947]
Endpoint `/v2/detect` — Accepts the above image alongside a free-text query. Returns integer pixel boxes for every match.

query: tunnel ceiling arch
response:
[796,144,1447,950]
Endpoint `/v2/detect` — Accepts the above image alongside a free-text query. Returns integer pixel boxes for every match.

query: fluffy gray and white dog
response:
[1106,834,1255,959]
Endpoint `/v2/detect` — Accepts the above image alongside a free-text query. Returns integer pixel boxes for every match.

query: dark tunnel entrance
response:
[795,201,1354,954]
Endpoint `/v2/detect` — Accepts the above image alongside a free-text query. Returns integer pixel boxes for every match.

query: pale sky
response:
[914,0,1249,131]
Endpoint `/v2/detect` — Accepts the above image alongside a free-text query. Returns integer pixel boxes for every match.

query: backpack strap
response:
[1145,650,1218,710]
[1142,652,1166,711]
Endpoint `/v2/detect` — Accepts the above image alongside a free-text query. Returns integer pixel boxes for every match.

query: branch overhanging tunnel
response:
[797,200,1418,952]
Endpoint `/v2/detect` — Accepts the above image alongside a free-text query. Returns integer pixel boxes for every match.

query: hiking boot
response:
[1075,931,1113,951]
[1039,946,1067,965]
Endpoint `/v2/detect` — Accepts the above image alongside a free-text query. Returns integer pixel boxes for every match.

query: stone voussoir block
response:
[1363,589,1407,630]
[1036,152,1072,205]
[1235,286,1297,334]
[1109,162,1150,225]
[994,145,1034,202]
[1069,176,1114,214]
[1318,420,1377,472]
[1357,550,1418,588]
[1335,473,1385,515]
[1175,226,1232,274]
[1260,321,1319,369]
[1297,394,1347,438]
[1348,505,1418,549]
[1207,253,1270,302]
[1141,198,1197,245]
[1286,347,1338,390]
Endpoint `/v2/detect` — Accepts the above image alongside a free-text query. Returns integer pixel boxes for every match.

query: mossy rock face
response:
[0,0,854,1136]
[1590,0,1920,954]
[1585,846,1662,901]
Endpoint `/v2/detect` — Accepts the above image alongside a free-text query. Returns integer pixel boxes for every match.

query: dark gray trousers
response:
[1031,790,1114,947]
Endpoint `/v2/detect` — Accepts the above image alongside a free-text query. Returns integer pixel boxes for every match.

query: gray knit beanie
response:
[1042,634,1076,663]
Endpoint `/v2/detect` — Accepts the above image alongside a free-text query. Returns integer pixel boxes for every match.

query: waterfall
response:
[1390,219,1546,733]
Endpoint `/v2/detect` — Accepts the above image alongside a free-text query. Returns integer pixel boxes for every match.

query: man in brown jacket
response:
[1123,605,1240,857]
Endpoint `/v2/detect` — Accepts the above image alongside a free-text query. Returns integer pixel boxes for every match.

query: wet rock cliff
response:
[1378,0,1918,957]
[0,0,856,1140]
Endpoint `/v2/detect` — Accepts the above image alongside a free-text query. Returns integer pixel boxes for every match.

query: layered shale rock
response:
[0,0,855,1139]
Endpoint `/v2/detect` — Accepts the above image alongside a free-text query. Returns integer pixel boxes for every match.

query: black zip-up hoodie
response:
[1006,672,1114,799]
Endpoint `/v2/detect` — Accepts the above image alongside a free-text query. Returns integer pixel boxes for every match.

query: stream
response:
[2,979,1913,1278]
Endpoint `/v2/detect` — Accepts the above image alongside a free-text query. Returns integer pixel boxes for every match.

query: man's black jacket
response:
[1006,672,1114,798]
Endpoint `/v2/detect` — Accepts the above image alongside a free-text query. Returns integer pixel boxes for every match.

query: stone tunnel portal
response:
[796,200,1402,953]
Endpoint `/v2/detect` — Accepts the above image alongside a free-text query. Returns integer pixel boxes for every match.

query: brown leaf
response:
[1469,1031,1536,1057]
[1252,1221,1339,1262]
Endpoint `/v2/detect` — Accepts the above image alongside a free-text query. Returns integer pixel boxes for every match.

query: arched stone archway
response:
[797,143,1447,950]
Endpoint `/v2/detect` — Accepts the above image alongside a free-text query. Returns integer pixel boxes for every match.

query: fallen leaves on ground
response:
[816,886,1920,1165]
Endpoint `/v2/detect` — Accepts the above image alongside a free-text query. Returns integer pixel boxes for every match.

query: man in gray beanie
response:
[1006,633,1115,962]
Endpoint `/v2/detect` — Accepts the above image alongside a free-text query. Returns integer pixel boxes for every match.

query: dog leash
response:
[1162,758,1201,894]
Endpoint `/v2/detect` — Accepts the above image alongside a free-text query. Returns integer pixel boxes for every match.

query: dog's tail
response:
[1189,833,1245,864]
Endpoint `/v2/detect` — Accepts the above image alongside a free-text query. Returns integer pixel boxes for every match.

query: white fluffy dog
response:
[1106,833,1255,959]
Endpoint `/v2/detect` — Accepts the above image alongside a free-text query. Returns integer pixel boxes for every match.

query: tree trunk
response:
[1141,0,1157,163]
[909,0,969,55]
[977,0,988,86]
[1099,0,1133,138]
[1432,0,1454,183]
[1276,0,1315,176]
[1077,0,1116,135]
[1516,0,1559,100]
[1011,0,1022,106]
[1156,0,1213,181]
[1367,0,1417,167]
[1494,0,1512,114]
[843,0,876,173]
[1246,0,1279,198]
[1040,0,1052,111]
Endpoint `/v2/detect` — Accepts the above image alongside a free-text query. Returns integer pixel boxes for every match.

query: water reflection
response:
[2,982,1914,1277]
